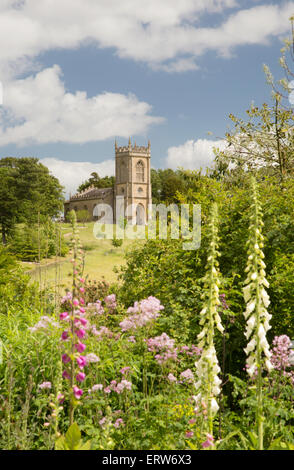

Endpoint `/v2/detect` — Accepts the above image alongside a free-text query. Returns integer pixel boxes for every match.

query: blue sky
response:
[0,0,293,195]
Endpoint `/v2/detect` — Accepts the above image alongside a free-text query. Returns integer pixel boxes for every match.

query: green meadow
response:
[22,222,140,289]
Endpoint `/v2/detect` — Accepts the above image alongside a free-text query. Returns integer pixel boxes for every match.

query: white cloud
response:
[41,157,115,197]
[0,1,292,77]
[166,138,227,170]
[0,65,164,146]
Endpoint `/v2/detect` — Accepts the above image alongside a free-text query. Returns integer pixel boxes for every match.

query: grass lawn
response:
[22,222,141,289]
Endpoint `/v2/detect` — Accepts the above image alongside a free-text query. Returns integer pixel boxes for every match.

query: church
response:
[64,139,152,225]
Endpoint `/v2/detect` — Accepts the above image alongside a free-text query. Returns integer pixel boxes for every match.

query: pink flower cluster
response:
[29,316,59,332]
[271,335,292,370]
[179,345,202,357]
[60,285,88,400]
[87,300,105,315]
[88,383,103,393]
[38,381,52,390]
[180,368,194,383]
[104,294,117,312]
[167,368,195,384]
[104,379,132,394]
[270,335,294,385]
[90,325,114,340]
[147,333,177,364]
[119,296,164,332]
[201,433,214,448]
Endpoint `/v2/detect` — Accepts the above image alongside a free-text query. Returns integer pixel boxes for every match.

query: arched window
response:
[136,204,145,225]
[136,160,144,182]
[120,161,126,183]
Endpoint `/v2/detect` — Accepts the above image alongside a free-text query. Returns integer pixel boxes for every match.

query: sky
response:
[0,0,293,196]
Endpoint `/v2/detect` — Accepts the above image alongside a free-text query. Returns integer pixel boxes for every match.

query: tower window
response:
[136,161,144,182]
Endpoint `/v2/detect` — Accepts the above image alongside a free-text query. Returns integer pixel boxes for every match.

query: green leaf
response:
[55,436,68,450]
[65,423,82,450]
[78,440,92,450]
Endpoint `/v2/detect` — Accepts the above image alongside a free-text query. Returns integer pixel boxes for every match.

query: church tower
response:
[115,138,152,224]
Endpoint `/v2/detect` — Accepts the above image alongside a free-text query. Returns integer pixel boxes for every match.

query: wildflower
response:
[62,353,71,364]
[119,296,164,331]
[61,331,69,341]
[76,372,86,382]
[185,431,194,438]
[99,417,106,427]
[39,381,52,390]
[76,356,87,369]
[128,336,136,343]
[75,328,86,339]
[84,353,100,363]
[114,418,125,428]
[242,177,273,450]
[120,366,131,375]
[104,294,117,311]
[180,369,194,383]
[201,433,214,449]
[167,373,177,383]
[60,312,69,320]
[120,379,132,391]
[73,386,83,399]
[194,203,223,441]
[57,393,65,404]
[75,341,86,353]
[62,370,70,380]
[88,384,103,393]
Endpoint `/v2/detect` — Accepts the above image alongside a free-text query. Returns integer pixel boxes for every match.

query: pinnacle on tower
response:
[128,136,131,149]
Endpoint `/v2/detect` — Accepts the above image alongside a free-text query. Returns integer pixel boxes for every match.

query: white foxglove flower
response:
[194,203,223,438]
[243,177,273,450]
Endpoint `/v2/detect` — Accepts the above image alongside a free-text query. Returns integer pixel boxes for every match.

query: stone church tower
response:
[115,138,152,225]
[64,138,152,225]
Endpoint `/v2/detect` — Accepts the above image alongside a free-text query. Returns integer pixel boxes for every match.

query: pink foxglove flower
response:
[73,386,83,399]
[75,341,86,353]
[62,370,70,380]
[76,356,87,369]
[76,372,86,382]
[201,433,214,448]
[60,312,69,320]
[61,331,69,340]
[62,353,71,364]
[76,328,86,339]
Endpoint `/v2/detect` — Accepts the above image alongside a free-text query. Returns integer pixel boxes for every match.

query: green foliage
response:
[117,174,294,377]
[76,210,92,225]
[8,220,68,262]
[55,423,91,450]
[77,173,115,193]
[0,157,64,244]
[112,237,123,248]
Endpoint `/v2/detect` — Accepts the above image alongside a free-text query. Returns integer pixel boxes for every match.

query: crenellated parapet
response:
[67,187,113,202]
[115,138,151,156]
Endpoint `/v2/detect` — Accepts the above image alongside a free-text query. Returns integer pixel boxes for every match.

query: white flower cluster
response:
[194,345,222,415]
[243,182,273,377]
[194,204,223,417]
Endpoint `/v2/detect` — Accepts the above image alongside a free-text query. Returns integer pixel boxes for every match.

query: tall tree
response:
[0,157,64,244]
